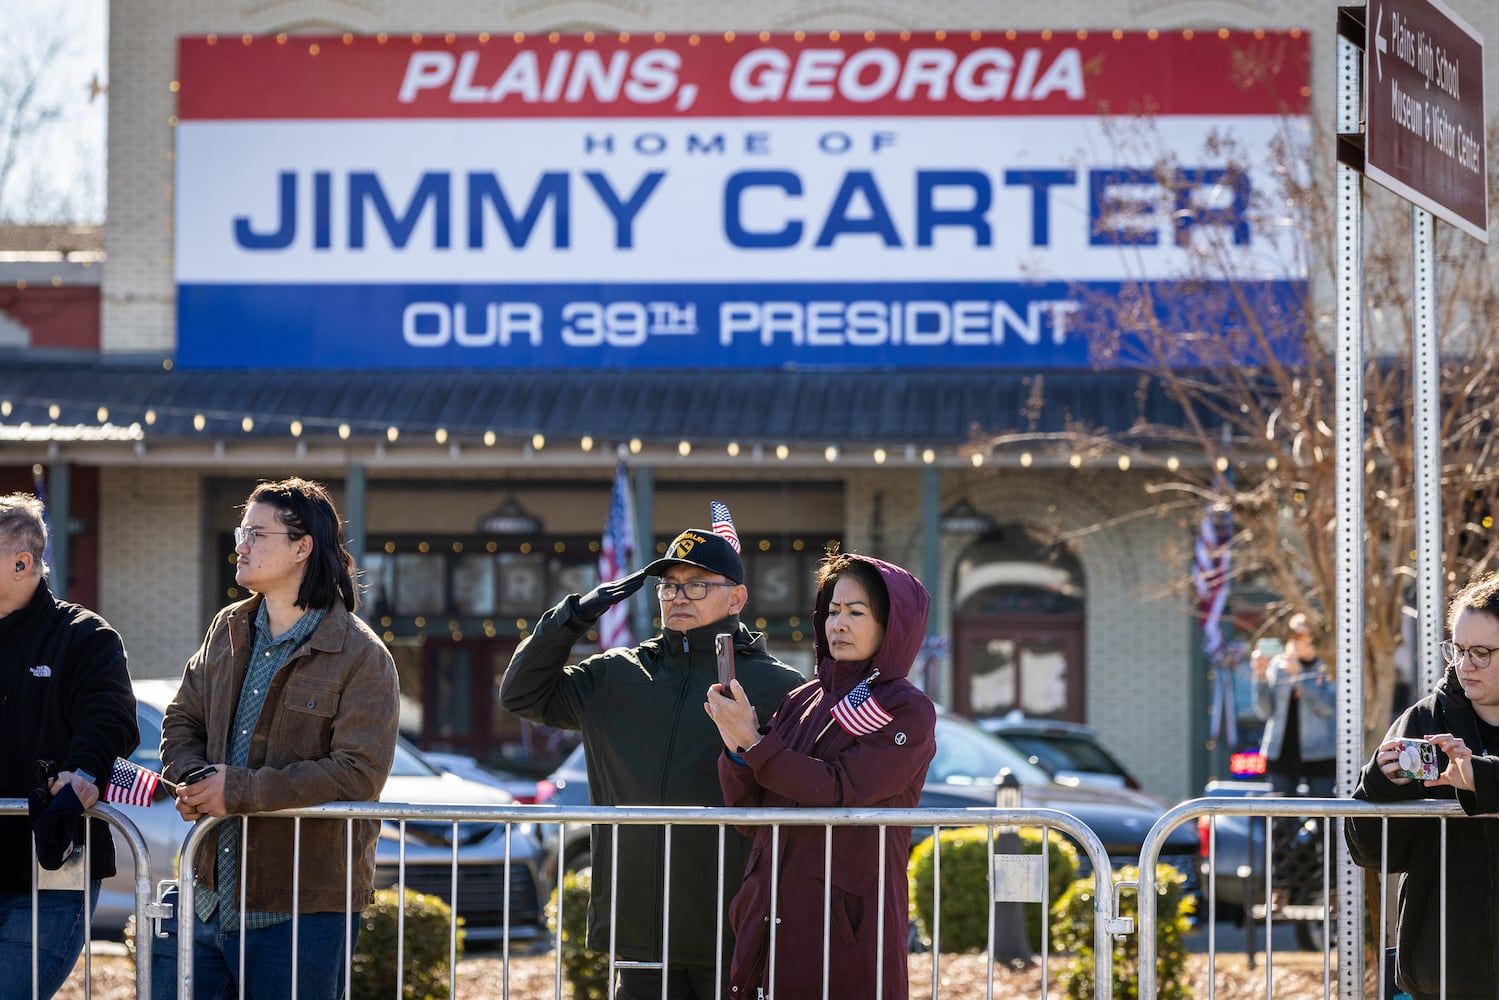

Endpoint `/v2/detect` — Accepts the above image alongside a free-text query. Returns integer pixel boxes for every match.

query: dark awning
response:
[0,358,1190,448]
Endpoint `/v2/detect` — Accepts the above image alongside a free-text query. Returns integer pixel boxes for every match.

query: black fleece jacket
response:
[0,579,139,891]
[1345,667,1499,1000]
[500,595,803,965]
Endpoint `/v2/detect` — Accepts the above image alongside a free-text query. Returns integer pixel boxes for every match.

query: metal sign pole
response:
[1334,13,1366,999]
[1412,207,1444,692]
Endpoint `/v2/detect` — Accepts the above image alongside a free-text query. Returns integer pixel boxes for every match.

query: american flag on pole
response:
[830,678,893,736]
[710,501,741,554]
[1192,498,1231,660]
[104,758,162,807]
[1193,440,1236,745]
[598,460,635,651]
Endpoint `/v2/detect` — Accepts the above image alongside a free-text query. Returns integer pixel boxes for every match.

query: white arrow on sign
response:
[1374,5,1387,81]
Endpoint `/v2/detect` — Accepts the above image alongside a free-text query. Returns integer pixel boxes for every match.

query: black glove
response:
[577,569,648,620]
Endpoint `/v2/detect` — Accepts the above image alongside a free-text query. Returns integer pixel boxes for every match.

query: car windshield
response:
[1005,733,1128,778]
[130,706,165,773]
[929,717,1051,785]
[389,739,442,778]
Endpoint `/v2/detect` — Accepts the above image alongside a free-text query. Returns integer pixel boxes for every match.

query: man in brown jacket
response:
[154,478,399,1000]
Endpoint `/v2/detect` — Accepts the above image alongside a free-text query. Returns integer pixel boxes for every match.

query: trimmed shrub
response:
[351,888,464,1000]
[908,825,1079,953]
[547,868,610,1000]
[1053,863,1194,1000]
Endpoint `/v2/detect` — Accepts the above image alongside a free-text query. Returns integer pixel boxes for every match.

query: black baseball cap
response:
[642,529,745,585]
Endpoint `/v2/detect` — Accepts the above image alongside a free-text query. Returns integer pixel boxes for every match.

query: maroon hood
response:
[811,555,930,684]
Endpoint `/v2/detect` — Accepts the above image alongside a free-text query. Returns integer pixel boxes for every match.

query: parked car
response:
[975,711,1144,791]
[535,712,1200,898]
[1196,779,1329,949]
[420,750,544,804]
[95,680,550,947]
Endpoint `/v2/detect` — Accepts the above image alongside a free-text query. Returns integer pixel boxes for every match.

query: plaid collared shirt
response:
[197,601,326,931]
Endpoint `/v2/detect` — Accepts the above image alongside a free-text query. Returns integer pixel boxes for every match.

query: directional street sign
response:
[1365,0,1488,242]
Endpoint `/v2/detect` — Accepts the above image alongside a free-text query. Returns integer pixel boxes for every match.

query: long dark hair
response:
[246,478,357,612]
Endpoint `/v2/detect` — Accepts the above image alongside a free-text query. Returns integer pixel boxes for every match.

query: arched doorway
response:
[951,528,1086,721]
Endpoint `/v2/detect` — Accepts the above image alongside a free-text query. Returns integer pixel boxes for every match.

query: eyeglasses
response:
[234,525,296,547]
[655,581,736,601]
[1439,640,1497,669]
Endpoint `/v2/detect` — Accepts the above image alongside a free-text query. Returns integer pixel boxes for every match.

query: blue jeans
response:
[150,887,358,1000]
[0,882,102,999]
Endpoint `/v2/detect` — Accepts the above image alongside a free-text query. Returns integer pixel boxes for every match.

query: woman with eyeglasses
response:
[705,552,935,1000]
[1251,612,1337,796]
[1347,573,1499,1000]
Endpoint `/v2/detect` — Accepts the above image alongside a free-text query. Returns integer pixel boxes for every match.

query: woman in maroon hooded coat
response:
[705,552,936,1000]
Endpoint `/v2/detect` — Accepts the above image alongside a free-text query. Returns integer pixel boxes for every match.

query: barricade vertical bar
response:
[30,850,37,1000]
[237,815,247,1000]
[608,822,619,995]
[345,819,354,1000]
[82,823,92,995]
[465,822,475,1000]
[1379,818,1388,1000]
[1439,818,1446,1000]
[1206,817,1217,1000]
[930,824,941,1000]
[553,829,566,999]
[397,819,407,1000]
[1261,814,1272,998]
[715,825,726,1000]
[875,825,887,1000]
[1321,818,1331,993]
[984,823,994,1000]
[768,824,780,994]
[291,815,301,1000]
[660,823,672,1000]
[822,825,833,1000]
[1040,827,1049,996]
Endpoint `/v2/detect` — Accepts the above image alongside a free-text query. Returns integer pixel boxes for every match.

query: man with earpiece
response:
[0,492,139,998]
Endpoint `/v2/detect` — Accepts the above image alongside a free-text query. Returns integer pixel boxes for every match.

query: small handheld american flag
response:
[830,676,893,736]
[104,758,162,807]
[710,501,741,553]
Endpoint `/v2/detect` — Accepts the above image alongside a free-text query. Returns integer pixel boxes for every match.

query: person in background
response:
[0,493,139,999]
[154,478,399,1000]
[1252,612,1336,796]
[501,508,803,1000]
[706,552,936,1000]
[1347,572,1499,1000]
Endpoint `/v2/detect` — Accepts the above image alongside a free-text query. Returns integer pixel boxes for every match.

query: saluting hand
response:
[578,569,649,620]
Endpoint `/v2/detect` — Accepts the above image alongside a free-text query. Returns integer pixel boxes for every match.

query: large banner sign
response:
[174,30,1310,369]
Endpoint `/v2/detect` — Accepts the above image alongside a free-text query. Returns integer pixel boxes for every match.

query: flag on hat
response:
[830,677,893,737]
[104,758,162,808]
[710,501,741,554]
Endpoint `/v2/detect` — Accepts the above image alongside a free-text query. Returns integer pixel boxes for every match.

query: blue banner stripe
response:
[177,280,1305,370]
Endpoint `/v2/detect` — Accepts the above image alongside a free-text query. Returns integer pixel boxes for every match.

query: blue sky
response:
[0,0,107,222]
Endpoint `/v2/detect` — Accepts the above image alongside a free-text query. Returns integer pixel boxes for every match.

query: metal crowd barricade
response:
[1136,796,1471,1000]
[0,799,156,999]
[173,801,1124,1000]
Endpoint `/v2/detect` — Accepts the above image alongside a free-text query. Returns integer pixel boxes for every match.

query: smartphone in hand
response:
[180,765,217,787]
[715,633,736,697]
